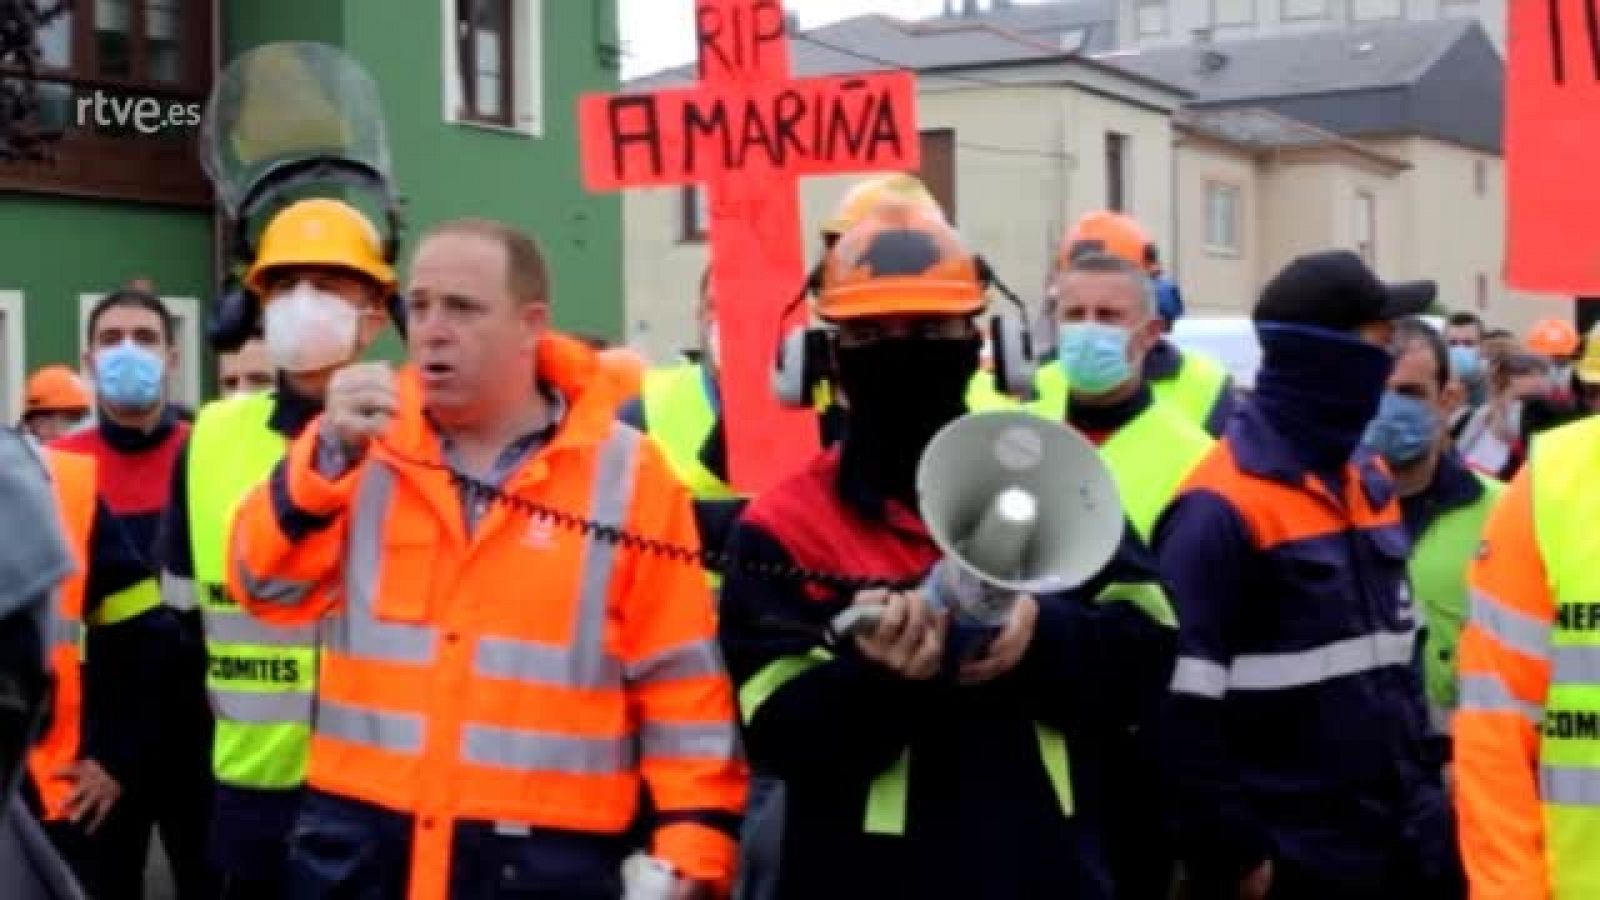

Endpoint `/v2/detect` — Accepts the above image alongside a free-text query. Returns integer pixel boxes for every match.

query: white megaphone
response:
[831,411,1125,668]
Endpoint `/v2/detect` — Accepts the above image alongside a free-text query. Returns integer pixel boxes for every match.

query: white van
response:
[1169,315,1445,390]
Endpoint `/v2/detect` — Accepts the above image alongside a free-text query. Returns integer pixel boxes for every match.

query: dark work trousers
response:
[54,765,214,900]
[219,872,286,900]
[1106,724,1176,900]
[92,626,218,899]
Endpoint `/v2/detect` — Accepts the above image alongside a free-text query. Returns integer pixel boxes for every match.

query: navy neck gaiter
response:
[1253,322,1394,475]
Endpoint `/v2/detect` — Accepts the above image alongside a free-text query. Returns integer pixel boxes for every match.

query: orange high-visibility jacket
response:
[28,447,95,821]
[227,334,747,899]
[1457,468,1551,898]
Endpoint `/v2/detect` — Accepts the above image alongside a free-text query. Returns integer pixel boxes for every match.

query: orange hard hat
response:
[25,365,91,415]
[817,199,985,322]
[1058,210,1157,272]
[245,198,396,297]
[1527,317,1580,357]
[823,173,944,240]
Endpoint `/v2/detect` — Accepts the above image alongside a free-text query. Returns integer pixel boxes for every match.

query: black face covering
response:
[835,336,982,506]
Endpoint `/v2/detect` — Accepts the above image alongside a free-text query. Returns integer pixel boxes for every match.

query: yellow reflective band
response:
[213,720,311,790]
[1035,723,1074,818]
[643,365,737,501]
[737,648,832,724]
[865,748,911,835]
[88,578,161,627]
[1096,581,1176,629]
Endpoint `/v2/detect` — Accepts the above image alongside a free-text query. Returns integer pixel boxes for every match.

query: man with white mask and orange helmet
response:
[157,197,395,899]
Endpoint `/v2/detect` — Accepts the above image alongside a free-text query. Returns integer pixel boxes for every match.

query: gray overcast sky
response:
[618,1,1049,79]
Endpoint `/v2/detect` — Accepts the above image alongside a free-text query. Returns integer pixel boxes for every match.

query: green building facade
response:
[0,0,621,420]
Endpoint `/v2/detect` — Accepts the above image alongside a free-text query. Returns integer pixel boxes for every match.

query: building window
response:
[1135,0,1169,37]
[1204,182,1242,254]
[443,0,545,135]
[1476,273,1489,311]
[1215,0,1256,27]
[1351,0,1403,20]
[1474,158,1488,196]
[1281,0,1329,20]
[1106,132,1129,213]
[918,129,957,224]
[1354,190,1377,263]
[145,0,184,83]
[455,0,513,126]
[681,186,709,242]
[78,293,201,410]
[27,0,203,88]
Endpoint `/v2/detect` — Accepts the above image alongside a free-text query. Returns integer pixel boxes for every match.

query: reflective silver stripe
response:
[53,618,82,648]
[467,429,641,690]
[1541,765,1600,806]
[475,638,576,685]
[334,464,437,665]
[203,605,318,647]
[1470,589,1551,661]
[568,428,640,688]
[315,700,425,754]
[1228,630,1413,692]
[1458,673,1543,725]
[625,639,725,686]
[162,575,198,611]
[213,689,315,725]
[1552,645,1600,686]
[640,721,739,761]
[461,724,635,774]
[233,558,315,607]
[1170,656,1228,699]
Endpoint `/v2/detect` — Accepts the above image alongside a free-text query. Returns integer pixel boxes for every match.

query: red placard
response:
[1507,0,1600,294]
[579,73,919,190]
[578,0,921,494]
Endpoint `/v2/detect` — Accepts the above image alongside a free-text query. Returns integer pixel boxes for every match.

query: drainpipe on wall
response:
[208,0,225,392]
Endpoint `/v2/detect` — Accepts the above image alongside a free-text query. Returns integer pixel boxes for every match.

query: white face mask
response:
[264,283,360,373]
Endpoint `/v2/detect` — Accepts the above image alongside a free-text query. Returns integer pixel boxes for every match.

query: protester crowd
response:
[5,172,1600,900]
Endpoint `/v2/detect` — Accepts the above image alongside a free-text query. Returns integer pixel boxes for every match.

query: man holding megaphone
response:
[720,199,1176,900]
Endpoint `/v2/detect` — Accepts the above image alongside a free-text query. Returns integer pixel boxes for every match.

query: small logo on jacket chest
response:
[523,516,556,550]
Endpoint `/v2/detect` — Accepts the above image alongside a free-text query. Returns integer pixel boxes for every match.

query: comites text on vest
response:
[1545,711,1600,740]
[209,655,302,684]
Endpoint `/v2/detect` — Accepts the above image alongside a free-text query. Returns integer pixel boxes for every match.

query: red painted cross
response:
[579,0,920,493]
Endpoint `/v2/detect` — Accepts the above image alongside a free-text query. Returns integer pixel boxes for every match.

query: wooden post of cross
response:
[579,0,920,494]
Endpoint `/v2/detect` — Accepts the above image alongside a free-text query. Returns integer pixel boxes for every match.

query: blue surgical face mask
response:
[1363,390,1440,468]
[93,341,165,411]
[1058,322,1133,395]
[1449,345,1483,382]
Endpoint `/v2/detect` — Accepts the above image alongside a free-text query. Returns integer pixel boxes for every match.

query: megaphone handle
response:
[828,605,887,641]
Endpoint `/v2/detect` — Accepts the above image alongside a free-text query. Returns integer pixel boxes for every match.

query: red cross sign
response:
[579,0,920,493]
[1508,0,1600,293]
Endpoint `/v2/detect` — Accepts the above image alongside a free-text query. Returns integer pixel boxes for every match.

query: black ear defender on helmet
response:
[209,156,410,354]
[208,275,262,355]
[770,257,1040,408]
[977,256,1039,399]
